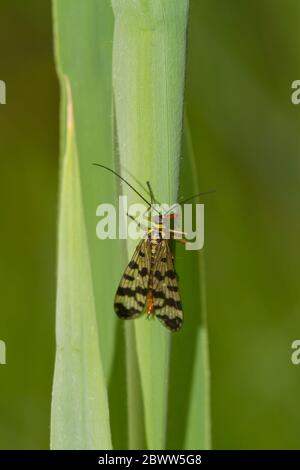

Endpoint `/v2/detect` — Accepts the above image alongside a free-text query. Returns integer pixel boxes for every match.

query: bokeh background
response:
[1,0,300,449]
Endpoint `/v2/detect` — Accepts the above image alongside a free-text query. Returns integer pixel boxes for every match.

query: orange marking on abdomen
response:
[146,290,154,315]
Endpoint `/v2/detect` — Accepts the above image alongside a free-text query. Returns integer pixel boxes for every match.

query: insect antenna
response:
[163,189,216,217]
[147,180,161,205]
[179,189,216,205]
[93,163,152,208]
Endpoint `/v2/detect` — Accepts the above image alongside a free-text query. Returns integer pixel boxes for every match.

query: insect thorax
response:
[147,214,170,240]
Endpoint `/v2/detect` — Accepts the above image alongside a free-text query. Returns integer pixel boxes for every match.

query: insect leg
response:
[127,212,148,232]
[146,181,156,205]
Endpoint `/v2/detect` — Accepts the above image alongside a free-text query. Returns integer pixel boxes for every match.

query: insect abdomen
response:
[146,290,154,315]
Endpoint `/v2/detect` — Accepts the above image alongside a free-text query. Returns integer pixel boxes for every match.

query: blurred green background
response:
[1,0,300,449]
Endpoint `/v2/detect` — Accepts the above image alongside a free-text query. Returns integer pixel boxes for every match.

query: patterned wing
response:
[152,241,183,332]
[114,239,151,319]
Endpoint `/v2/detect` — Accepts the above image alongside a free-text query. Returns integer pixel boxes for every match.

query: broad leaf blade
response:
[51,81,112,449]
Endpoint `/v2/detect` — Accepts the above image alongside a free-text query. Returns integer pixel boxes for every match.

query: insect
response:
[114,211,184,332]
[94,163,214,332]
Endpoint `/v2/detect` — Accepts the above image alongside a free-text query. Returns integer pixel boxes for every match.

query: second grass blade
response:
[51,81,112,449]
[111,0,190,449]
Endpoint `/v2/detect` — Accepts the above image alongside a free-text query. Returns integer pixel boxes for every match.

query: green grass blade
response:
[111,0,189,449]
[167,117,211,449]
[183,251,211,450]
[52,0,120,384]
[52,0,130,448]
[124,323,146,449]
[50,81,112,449]
[182,119,211,449]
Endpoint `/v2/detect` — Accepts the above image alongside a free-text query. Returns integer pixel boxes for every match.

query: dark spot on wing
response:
[154,270,164,281]
[153,291,166,299]
[156,314,183,332]
[164,298,182,310]
[117,286,147,297]
[167,285,178,292]
[139,267,148,277]
[129,260,139,269]
[115,303,141,318]
[166,270,177,279]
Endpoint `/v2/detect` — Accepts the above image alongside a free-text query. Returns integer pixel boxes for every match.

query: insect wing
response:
[114,239,150,319]
[152,241,183,332]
